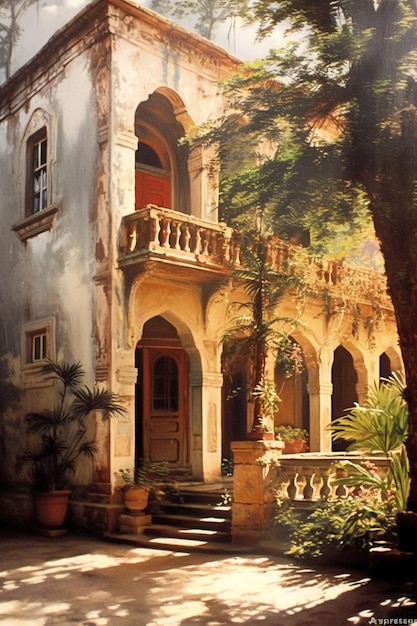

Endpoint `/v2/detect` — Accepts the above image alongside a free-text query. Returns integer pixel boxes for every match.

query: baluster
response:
[201,230,210,256]
[149,215,160,249]
[335,483,348,498]
[182,223,191,252]
[160,218,170,248]
[129,224,137,252]
[194,226,201,255]
[320,470,332,499]
[171,221,181,250]
[302,470,315,500]
[222,233,230,263]
[287,471,299,501]
[335,467,348,498]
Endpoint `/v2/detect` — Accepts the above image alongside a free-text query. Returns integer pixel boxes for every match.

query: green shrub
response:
[275,493,396,559]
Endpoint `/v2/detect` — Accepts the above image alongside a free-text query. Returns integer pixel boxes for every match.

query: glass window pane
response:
[40,139,47,165]
[152,356,179,411]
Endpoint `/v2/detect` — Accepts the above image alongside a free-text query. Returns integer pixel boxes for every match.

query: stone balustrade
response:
[118,206,391,308]
[118,205,239,274]
[278,452,390,502]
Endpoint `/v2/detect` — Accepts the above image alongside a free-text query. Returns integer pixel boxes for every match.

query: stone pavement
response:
[0,527,417,626]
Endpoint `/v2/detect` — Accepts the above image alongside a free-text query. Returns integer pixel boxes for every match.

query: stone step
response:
[105,531,250,555]
[160,501,231,519]
[168,488,232,507]
[151,512,231,533]
[143,523,232,543]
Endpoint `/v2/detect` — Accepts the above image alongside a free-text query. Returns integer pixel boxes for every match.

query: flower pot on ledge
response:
[283,440,308,454]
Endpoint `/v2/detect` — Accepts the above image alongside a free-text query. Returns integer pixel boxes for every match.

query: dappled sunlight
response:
[0,532,416,625]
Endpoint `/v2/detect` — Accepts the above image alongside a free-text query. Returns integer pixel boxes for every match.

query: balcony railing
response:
[118,206,391,308]
[277,453,390,502]
[118,206,239,280]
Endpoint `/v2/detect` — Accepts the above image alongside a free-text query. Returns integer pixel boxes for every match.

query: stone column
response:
[307,381,333,452]
[231,440,283,544]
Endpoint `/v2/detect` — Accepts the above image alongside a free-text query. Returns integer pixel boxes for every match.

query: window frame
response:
[21,318,56,387]
[26,127,48,217]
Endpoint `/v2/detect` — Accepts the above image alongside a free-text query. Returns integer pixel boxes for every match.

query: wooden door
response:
[135,171,171,209]
[142,347,188,467]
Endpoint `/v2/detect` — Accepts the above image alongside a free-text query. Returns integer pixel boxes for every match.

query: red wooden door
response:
[135,171,171,209]
[142,347,188,467]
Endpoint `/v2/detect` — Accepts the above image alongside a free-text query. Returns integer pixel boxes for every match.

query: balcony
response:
[118,206,392,310]
[118,206,238,282]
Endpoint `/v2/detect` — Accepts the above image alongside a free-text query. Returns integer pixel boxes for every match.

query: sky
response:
[12,0,283,77]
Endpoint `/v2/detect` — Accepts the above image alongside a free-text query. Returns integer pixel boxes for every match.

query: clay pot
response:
[123,487,150,515]
[283,440,307,454]
[34,490,72,528]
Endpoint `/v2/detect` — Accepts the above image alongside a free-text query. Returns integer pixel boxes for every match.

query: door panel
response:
[135,171,171,209]
[142,347,188,467]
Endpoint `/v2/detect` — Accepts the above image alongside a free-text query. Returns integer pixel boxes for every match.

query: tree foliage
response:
[149,0,249,40]
[0,0,37,80]
[190,0,417,510]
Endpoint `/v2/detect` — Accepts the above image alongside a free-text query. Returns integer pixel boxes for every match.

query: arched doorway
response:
[135,316,189,469]
[379,351,391,380]
[275,349,309,434]
[332,345,358,451]
[134,90,191,214]
[135,141,171,209]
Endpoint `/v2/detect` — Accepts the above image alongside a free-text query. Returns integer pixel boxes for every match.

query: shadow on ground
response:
[0,528,416,625]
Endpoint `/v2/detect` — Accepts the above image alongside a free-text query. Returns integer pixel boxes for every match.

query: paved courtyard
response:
[0,528,416,625]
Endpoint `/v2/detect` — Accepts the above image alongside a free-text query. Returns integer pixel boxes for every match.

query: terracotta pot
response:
[34,490,72,528]
[124,487,150,515]
[283,440,307,454]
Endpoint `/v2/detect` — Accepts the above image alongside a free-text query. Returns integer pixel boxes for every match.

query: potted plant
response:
[17,360,126,530]
[118,462,169,515]
[274,424,309,453]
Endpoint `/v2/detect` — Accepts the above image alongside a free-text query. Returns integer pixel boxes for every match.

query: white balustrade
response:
[278,453,390,502]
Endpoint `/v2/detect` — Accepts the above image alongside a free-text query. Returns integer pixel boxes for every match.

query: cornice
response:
[0,0,239,120]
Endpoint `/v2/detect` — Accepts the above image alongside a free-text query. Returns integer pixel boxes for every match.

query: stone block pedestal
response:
[119,513,152,534]
[231,440,283,545]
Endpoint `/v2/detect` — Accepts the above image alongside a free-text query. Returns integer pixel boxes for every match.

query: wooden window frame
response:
[26,127,48,217]
[21,318,56,387]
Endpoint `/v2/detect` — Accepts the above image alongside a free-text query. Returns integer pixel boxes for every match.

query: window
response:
[152,356,179,411]
[21,318,55,387]
[31,331,47,362]
[13,122,57,241]
[27,128,48,216]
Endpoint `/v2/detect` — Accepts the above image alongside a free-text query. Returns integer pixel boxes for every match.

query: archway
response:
[274,338,308,430]
[134,89,192,213]
[332,345,358,451]
[135,316,189,469]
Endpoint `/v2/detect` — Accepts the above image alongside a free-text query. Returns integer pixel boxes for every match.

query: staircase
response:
[113,483,236,553]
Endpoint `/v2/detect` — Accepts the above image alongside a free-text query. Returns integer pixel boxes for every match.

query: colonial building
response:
[0,0,401,530]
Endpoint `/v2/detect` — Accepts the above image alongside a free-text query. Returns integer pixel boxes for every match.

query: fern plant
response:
[329,372,410,511]
[17,361,126,491]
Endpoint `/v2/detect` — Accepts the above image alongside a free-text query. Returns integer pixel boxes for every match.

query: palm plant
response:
[18,361,127,491]
[222,229,303,436]
[329,372,410,512]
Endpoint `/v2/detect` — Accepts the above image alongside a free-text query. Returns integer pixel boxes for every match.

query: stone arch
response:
[275,331,318,438]
[134,311,203,473]
[379,345,403,378]
[134,88,193,213]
